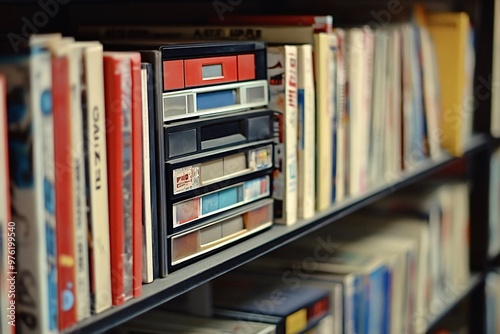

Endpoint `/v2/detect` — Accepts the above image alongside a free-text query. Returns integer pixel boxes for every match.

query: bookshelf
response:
[60,134,490,334]
[0,0,497,333]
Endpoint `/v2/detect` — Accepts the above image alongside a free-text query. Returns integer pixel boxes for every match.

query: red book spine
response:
[103,55,126,306]
[130,54,143,298]
[52,56,77,330]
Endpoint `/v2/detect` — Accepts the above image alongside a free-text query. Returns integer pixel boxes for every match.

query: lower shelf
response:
[64,134,489,334]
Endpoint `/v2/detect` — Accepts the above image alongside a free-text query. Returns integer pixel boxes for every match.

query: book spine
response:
[329,36,339,204]
[296,45,315,219]
[121,58,134,301]
[26,50,59,334]
[68,46,91,322]
[130,54,143,297]
[53,55,77,330]
[139,50,164,277]
[104,55,126,306]
[314,33,334,210]
[268,46,298,225]
[347,29,365,197]
[83,44,112,313]
[140,65,153,283]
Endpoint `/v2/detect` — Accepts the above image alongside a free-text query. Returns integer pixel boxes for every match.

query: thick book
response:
[426,12,475,156]
[75,41,113,314]
[314,32,337,210]
[268,45,298,225]
[346,27,374,197]
[0,36,59,334]
[103,52,134,306]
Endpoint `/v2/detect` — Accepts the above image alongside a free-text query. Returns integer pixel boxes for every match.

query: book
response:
[0,36,59,334]
[368,29,389,189]
[51,39,78,330]
[314,32,337,210]
[426,12,475,156]
[334,28,348,202]
[137,50,161,278]
[208,14,334,33]
[103,52,135,306]
[141,63,154,284]
[129,52,143,298]
[75,41,113,313]
[213,271,330,334]
[268,45,298,225]
[115,310,277,334]
[296,44,316,219]
[346,27,374,197]
[67,41,91,322]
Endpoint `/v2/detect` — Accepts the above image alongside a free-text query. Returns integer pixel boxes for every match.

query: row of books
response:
[117,277,333,334]
[79,9,476,224]
[228,179,470,334]
[0,34,285,332]
[0,34,153,333]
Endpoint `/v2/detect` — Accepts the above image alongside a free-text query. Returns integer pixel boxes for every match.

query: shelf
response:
[64,133,489,334]
[423,273,483,333]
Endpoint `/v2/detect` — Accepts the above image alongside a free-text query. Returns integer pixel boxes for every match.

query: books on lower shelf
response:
[237,179,471,334]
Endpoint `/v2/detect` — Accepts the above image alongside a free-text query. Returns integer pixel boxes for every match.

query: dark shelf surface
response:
[64,134,489,334]
[424,273,483,333]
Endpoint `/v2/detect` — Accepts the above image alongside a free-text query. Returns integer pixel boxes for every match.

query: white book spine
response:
[386,28,402,181]
[361,27,374,193]
[68,45,91,321]
[347,29,365,197]
[314,33,334,210]
[82,43,112,313]
[335,29,347,202]
[268,46,298,225]
[297,44,315,219]
[140,67,153,283]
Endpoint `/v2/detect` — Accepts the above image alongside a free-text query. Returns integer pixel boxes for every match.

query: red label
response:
[185,56,237,87]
